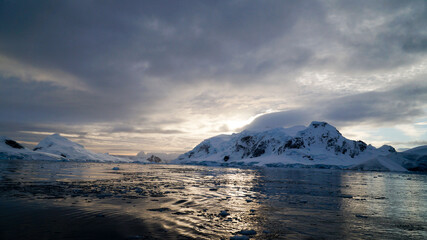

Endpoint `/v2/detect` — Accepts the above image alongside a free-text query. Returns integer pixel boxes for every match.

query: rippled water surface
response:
[0,160,426,239]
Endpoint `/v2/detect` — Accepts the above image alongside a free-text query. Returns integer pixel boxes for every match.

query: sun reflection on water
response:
[0,161,426,239]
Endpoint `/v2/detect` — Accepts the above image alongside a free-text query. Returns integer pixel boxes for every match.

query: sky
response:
[1,0,427,155]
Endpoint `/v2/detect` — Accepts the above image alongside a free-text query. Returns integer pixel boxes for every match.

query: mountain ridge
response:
[33,133,131,162]
[172,121,423,171]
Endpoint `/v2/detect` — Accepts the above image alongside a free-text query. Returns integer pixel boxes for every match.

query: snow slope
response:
[33,134,131,162]
[356,145,427,172]
[348,155,408,172]
[172,121,402,170]
[399,145,427,171]
[403,145,427,156]
[0,136,66,161]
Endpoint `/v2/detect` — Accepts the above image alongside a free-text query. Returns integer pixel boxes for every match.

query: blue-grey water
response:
[0,160,426,240]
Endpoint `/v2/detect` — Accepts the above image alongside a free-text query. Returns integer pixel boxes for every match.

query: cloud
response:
[321,79,427,126]
[244,79,427,129]
[243,110,313,131]
[1,0,427,153]
[109,125,185,134]
[0,55,88,91]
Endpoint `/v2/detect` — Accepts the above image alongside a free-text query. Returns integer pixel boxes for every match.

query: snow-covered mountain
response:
[172,121,416,170]
[0,136,66,161]
[397,146,427,171]
[135,151,179,163]
[349,145,427,172]
[33,134,131,162]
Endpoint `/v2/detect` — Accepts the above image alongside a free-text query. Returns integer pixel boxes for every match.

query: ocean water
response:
[0,160,426,240]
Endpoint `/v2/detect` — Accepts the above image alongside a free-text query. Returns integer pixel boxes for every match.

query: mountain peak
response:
[301,121,341,138]
[174,121,383,166]
[309,121,329,128]
[33,134,128,162]
[37,133,84,149]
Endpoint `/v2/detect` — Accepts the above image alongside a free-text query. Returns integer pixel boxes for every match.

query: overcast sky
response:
[1,0,426,154]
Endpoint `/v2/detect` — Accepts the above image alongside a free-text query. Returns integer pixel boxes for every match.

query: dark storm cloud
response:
[321,80,427,125]
[0,0,426,151]
[328,0,427,71]
[0,121,88,147]
[0,0,321,126]
[0,0,311,83]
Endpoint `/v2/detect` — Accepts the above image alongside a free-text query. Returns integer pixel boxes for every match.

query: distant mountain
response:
[0,136,66,161]
[350,145,427,172]
[172,121,425,171]
[400,146,427,171]
[135,151,179,163]
[33,134,131,162]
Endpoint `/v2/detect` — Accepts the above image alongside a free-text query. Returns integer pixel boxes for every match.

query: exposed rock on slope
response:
[146,155,162,163]
[0,136,66,161]
[172,121,409,170]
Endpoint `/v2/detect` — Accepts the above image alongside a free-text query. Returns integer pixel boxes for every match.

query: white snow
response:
[33,134,131,162]
[171,121,418,172]
[348,154,408,172]
[0,136,66,161]
[403,145,427,155]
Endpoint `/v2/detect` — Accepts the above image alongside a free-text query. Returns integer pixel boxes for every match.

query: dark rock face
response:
[311,122,327,128]
[252,141,266,157]
[4,140,24,149]
[277,137,304,154]
[236,136,255,158]
[284,137,304,149]
[241,136,253,144]
[198,144,210,154]
[33,143,52,151]
[357,141,367,152]
[147,155,162,163]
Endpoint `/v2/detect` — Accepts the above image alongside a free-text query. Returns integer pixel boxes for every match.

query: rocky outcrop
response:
[147,155,162,163]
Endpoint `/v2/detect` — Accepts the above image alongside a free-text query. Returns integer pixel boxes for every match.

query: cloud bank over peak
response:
[1,0,426,153]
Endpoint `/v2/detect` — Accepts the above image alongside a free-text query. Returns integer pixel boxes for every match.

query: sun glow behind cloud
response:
[0,1,426,155]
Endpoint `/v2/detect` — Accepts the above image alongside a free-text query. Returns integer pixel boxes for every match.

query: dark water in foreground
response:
[0,161,426,240]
